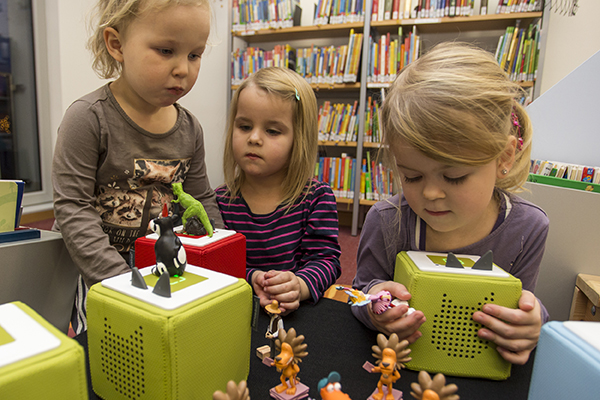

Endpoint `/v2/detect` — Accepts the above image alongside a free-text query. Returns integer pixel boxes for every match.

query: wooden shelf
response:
[231,82,361,91]
[368,81,535,89]
[372,12,542,33]
[319,140,384,148]
[232,22,363,43]
[232,12,542,42]
[231,7,545,236]
[336,198,380,206]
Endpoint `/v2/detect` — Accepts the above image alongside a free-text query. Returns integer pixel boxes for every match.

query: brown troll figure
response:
[370,333,412,400]
[212,380,250,400]
[410,371,459,400]
[271,327,308,395]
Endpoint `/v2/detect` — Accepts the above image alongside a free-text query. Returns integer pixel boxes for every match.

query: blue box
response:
[528,321,600,399]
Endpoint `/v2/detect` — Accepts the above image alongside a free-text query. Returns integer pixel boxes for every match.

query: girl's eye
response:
[158,48,173,55]
[237,124,251,131]
[402,176,422,184]
[444,175,468,184]
[266,129,281,135]
[188,53,201,61]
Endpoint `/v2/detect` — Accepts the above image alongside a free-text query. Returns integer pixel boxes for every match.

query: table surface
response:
[76,297,535,399]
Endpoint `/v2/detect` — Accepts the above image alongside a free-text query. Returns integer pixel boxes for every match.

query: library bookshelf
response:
[229,1,546,235]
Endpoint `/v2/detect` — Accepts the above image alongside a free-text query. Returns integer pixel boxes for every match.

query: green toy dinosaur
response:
[171,182,214,237]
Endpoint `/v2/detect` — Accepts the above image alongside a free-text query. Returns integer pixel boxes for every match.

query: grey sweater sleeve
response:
[52,100,130,287]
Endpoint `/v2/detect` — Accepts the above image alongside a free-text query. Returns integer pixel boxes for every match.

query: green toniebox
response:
[0,302,87,399]
[394,251,522,380]
[87,265,253,400]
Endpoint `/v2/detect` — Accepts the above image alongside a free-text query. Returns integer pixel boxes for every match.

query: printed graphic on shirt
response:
[95,158,192,253]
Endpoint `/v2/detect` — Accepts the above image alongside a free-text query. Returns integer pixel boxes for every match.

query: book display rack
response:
[230,0,546,235]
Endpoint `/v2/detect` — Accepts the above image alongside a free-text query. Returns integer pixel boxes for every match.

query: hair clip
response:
[294,88,300,101]
[511,111,523,151]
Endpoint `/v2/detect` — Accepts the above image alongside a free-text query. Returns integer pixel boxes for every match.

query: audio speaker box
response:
[87,266,252,400]
[394,251,522,380]
[0,302,87,399]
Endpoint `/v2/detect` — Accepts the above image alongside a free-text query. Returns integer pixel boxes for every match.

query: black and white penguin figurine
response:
[149,215,187,277]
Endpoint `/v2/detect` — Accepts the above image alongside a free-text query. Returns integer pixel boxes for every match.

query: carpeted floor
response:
[22,219,361,286]
[337,225,360,285]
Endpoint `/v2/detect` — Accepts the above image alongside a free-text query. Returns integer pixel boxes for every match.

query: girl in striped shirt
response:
[216,67,341,314]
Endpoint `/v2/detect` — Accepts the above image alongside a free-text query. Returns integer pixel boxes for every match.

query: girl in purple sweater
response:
[352,43,549,365]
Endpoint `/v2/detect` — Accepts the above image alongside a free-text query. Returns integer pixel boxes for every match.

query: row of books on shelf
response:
[367,27,419,84]
[231,0,543,32]
[530,160,600,185]
[232,0,300,31]
[495,21,541,82]
[314,0,365,25]
[372,0,474,21]
[315,154,395,200]
[317,97,382,142]
[318,101,360,141]
[495,0,542,14]
[232,30,363,85]
[232,23,539,85]
[317,0,542,27]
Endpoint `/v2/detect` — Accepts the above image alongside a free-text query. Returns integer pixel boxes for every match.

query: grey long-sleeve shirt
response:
[52,84,223,287]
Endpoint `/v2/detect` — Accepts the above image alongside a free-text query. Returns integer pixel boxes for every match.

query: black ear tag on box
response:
[445,252,464,268]
[251,295,260,331]
[472,250,494,270]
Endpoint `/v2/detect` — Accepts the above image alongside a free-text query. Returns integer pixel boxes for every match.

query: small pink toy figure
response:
[336,287,416,316]
[369,290,394,315]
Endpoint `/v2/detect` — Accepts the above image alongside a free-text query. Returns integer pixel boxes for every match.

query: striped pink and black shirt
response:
[215,180,341,303]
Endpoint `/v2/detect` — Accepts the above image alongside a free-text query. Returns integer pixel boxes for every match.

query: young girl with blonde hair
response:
[352,43,549,365]
[217,67,341,314]
[53,0,223,333]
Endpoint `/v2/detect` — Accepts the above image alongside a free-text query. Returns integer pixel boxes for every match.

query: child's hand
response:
[251,271,272,308]
[367,282,426,343]
[473,289,542,365]
[262,270,309,314]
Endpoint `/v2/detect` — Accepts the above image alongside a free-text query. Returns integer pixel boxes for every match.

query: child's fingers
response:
[496,346,533,365]
[518,290,537,312]
[372,309,426,343]
[263,271,294,287]
[373,281,412,301]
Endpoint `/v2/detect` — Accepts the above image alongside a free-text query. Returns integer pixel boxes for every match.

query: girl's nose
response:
[248,129,262,145]
[172,57,189,77]
[422,181,445,200]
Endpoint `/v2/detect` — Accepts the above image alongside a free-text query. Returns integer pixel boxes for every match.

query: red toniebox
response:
[134,228,246,279]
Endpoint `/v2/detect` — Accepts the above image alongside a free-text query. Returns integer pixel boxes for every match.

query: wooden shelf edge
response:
[372,11,543,27]
[335,198,381,206]
[232,21,363,38]
[232,12,542,38]
[319,141,384,148]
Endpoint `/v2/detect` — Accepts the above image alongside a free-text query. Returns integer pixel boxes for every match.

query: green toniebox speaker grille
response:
[394,251,522,380]
[0,302,87,399]
[87,265,253,400]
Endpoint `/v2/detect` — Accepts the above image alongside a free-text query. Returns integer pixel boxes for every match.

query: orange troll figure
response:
[212,380,250,400]
[270,327,308,397]
[409,371,459,400]
[369,333,412,400]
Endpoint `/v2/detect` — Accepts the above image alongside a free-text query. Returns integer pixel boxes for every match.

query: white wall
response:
[538,0,600,95]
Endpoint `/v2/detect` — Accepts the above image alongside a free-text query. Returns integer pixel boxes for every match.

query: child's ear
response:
[496,136,517,179]
[103,27,124,63]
